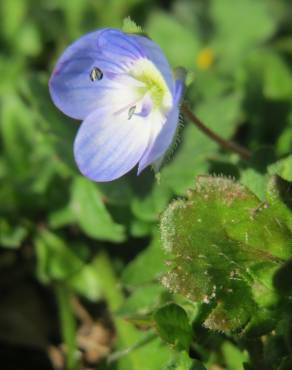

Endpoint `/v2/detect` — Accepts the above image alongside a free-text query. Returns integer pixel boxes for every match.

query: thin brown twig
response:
[181,102,252,161]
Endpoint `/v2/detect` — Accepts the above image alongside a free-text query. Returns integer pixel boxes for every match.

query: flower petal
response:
[49,28,145,120]
[97,29,145,63]
[137,106,179,174]
[49,31,116,120]
[137,79,183,173]
[133,35,174,94]
[74,106,160,182]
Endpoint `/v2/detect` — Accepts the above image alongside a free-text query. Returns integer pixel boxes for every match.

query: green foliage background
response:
[0,0,292,369]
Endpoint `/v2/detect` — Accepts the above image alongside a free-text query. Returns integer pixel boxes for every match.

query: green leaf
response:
[222,341,247,370]
[122,234,167,287]
[122,17,143,34]
[23,74,77,176]
[118,284,164,318]
[98,176,133,206]
[49,206,76,229]
[0,0,26,41]
[159,123,215,195]
[14,22,41,56]
[160,92,242,195]
[240,167,267,200]
[268,155,292,182]
[163,351,201,370]
[94,252,172,370]
[66,255,103,301]
[276,120,292,156]
[266,176,292,232]
[1,95,38,178]
[131,180,172,222]
[70,176,125,242]
[0,219,27,249]
[154,303,192,351]
[195,93,243,139]
[35,229,84,283]
[0,90,67,201]
[60,0,89,39]
[130,218,154,238]
[240,147,276,199]
[160,176,292,333]
[263,53,292,100]
[210,0,276,65]
[146,11,200,68]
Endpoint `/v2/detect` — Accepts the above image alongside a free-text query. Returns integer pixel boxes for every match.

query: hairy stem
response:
[181,102,252,160]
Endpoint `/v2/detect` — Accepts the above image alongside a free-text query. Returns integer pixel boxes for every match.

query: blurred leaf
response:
[1,95,37,177]
[240,167,267,200]
[130,218,154,238]
[268,155,292,182]
[266,176,292,232]
[195,93,243,138]
[70,176,125,242]
[66,255,103,301]
[131,181,171,222]
[1,92,65,200]
[49,206,76,229]
[0,0,26,41]
[163,351,201,370]
[154,303,192,351]
[160,123,214,195]
[276,116,292,156]
[113,336,172,370]
[263,53,292,100]
[94,252,172,370]
[15,22,41,56]
[190,70,230,101]
[210,0,276,64]
[96,0,145,27]
[0,219,27,249]
[0,56,24,93]
[240,147,276,199]
[35,229,84,283]
[275,36,292,54]
[146,11,200,68]
[24,74,76,175]
[160,92,242,195]
[118,284,164,317]
[222,341,247,370]
[122,234,167,287]
[60,0,88,38]
[98,177,133,206]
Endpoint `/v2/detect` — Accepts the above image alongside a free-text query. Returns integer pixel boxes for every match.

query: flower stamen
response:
[128,59,172,112]
[128,105,136,120]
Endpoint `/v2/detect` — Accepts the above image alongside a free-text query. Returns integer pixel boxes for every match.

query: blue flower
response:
[49,28,184,182]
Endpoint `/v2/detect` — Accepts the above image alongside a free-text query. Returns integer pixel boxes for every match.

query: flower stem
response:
[55,284,78,370]
[94,251,153,370]
[181,102,252,161]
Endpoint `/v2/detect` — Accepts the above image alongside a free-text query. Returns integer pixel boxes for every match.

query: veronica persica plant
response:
[49,28,184,182]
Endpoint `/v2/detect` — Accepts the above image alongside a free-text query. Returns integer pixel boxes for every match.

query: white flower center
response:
[128,58,172,113]
[89,59,173,121]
